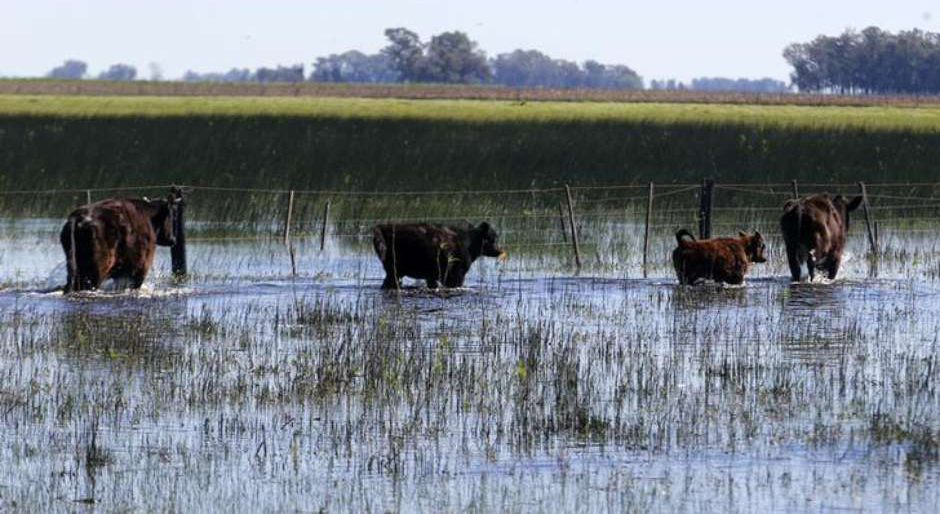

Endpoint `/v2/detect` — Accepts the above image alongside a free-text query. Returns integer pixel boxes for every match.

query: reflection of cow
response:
[780,194,862,282]
[672,229,767,285]
[60,193,180,292]
[372,222,506,289]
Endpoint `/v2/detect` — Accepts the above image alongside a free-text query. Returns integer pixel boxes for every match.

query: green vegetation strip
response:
[4,94,940,131]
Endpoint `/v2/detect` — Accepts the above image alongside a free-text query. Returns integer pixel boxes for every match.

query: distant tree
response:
[491,51,641,89]
[311,51,398,83]
[47,59,87,79]
[382,27,428,81]
[255,64,304,82]
[182,68,252,82]
[689,77,788,92]
[424,31,491,83]
[784,26,940,94]
[492,49,554,86]
[98,64,137,80]
[649,79,685,90]
[582,60,643,89]
[491,50,576,87]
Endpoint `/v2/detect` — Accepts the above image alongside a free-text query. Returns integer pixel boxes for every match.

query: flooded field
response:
[2,215,940,512]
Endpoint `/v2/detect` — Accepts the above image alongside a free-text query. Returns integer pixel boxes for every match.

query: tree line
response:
[650,77,788,92]
[50,25,940,94]
[182,28,646,89]
[48,59,139,80]
[784,27,940,94]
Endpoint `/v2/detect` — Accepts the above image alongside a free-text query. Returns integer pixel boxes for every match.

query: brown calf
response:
[672,229,767,285]
[372,222,506,289]
[780,194,862,282]
[60,194,179,292]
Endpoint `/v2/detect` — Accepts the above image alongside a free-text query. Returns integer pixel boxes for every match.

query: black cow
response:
[372,222,506,289]
[780,194,863,281]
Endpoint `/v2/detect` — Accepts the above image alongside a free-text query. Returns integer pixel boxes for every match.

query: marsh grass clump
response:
[82,418,112,472]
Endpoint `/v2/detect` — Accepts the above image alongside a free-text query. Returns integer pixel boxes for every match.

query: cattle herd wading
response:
[53,190,865,293]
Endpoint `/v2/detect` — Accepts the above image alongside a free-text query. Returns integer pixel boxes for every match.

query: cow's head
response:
[472,222,506,259]
[739,230,767,263]
[833,195,863,230]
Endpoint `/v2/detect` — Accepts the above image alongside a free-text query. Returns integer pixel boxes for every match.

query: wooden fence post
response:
[698,178,714,239]
[320,201,330,252]
[858,182,878,255]
[557,203,568,243]
[791,180,799,199]
[564,185,582,269]
[642,182,654,278]
[284,190,296,276]
[283,190,295,247]
[170,186,187,278]
[86,190,92,205]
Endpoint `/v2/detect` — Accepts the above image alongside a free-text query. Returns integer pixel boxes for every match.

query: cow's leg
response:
[445,271,466,288]
[786,246,802,282]
[826,252,841,280]
[130,268,148,289]
[78,267,101,291]
[63,264,77,293]
[806,254,816,282]
[381,274,400,289]
[726,274,745,285]
[379,258,401,289]
[426,278,440,289]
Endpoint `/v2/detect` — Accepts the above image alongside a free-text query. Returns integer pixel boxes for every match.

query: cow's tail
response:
[372,226,387,262]
[65,215,94,293]
[784,200,804,242]
[66,217,79,293]
[796,202,804,246]
[675,228,696,246]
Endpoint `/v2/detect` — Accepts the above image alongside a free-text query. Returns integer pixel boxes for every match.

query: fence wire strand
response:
[4,181,940,269]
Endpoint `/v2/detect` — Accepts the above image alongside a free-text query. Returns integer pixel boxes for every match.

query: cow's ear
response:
[847,195,863,212]
[738,231,748,237]
[783,199,796,211]
[754,230,762,240]
[477,221,491,233]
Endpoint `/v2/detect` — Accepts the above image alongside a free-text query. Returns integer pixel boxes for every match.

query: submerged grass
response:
[2,195,940,509]
[1,266,940,511]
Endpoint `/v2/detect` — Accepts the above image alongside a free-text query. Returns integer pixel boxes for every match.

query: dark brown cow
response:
[372,222,506,289]
[672,229,767,285]
[60,194,179,292]
[780,194,862,282]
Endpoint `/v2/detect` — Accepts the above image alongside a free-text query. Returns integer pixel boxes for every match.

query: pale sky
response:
[3,1,937,84]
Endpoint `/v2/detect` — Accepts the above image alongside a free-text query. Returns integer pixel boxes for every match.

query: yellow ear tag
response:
[498,251,509,261]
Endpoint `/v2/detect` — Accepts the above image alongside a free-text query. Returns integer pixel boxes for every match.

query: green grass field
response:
[3,94,940,131]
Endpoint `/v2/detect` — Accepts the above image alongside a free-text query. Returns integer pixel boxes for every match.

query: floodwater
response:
[1,218,940,512]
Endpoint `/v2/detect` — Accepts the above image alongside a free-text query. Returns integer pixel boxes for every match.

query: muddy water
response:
[1,219,940,512]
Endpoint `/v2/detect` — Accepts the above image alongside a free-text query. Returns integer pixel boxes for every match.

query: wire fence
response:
[3,179,940,275]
